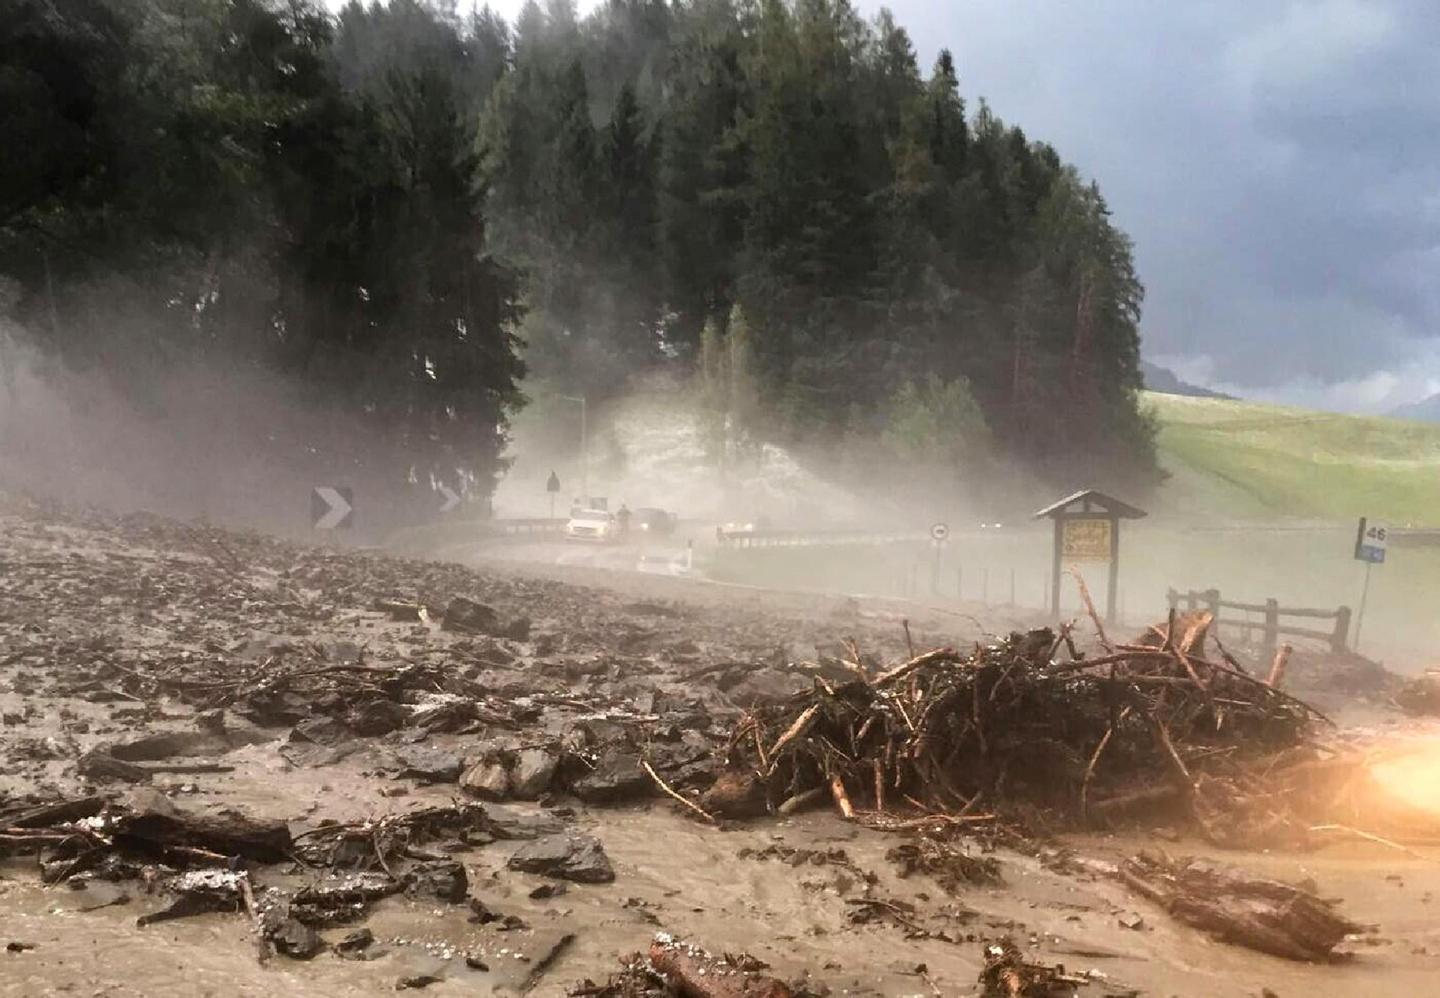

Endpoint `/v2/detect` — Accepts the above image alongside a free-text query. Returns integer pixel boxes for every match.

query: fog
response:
[0,322,432,538]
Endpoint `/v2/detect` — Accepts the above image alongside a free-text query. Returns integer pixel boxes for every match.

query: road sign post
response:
[929,522,948,595]
[1352,517,1388,650]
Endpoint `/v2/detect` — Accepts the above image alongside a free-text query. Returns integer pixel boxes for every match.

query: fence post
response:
[1204,588,1221,619]
[1262,598,1279,664]
[1184,590,1198,611]
[1332,606,1353,653]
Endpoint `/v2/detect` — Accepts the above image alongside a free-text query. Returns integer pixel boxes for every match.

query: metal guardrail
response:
[1390,527,1440,547]
[716,528,928,550]
[483,518,566,536]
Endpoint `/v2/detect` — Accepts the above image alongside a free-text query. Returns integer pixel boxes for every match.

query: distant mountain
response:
[1140,361,1235,400]
[1390,393,1440,422]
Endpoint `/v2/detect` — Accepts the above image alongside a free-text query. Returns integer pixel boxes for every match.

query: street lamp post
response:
[560,395,587,504]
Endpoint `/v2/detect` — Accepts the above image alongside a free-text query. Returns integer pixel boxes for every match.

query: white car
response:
[564,509,618,542]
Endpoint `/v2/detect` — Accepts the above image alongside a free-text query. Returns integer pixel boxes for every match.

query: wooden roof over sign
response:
[1032,489,1147,521]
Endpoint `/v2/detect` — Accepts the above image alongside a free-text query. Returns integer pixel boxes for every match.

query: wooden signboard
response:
[1034,490,1147,622]
[1062,517,1112,561]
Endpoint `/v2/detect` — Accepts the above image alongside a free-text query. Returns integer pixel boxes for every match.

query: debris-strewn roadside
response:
[1,496,1433,994]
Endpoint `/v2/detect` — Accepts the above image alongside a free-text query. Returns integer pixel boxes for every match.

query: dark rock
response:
[408,697,480,733]
[459,759,510,801]
[278,740,355,768]
[405,860,468,904]
[395,745,462,784]
[335,928,375,956]
[510,748,558,800]
[507,834,615,884]
[442,596,502,635]
[528,882,567,900]
[482,806,565,841]
[347,699,411,737]
[77,748,151,784]
[6,941,35,952]
[572,752,651,804]
[290,716,353,746]
[396,973,444,990]
[271,918,323,959]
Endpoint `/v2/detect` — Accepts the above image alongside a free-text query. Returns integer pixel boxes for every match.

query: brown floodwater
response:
[6,767,1440,998]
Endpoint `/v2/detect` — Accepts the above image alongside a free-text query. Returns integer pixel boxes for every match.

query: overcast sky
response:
[413,1,1440,411]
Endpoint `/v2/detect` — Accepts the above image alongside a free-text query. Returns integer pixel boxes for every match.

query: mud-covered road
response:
[2,495,1438,997]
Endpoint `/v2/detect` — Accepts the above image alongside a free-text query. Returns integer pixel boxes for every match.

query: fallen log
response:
[115,805,292,863]
[1116,851,1366,961]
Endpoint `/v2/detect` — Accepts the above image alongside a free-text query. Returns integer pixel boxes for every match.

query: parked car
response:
[564,509,618,542]
[632,507,677,536]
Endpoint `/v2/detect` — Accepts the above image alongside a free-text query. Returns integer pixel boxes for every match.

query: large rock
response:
[442,597,502,635]
[459,759,511,801]
[572,752,651,804]
[507,834,615,884]
[346,699,410,737]
[510,748,558,800]
[395,746,462,784]
[442,596,529,641]
[270,918,323,959]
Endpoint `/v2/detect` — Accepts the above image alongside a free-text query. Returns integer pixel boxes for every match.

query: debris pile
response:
[979,939,1089,997]
[0,792,582,962]
[570,933,801,998]
[707,618,1339,846]
[1395,670,1440,716]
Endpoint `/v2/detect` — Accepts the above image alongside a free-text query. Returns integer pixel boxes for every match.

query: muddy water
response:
[7,768,1440,998]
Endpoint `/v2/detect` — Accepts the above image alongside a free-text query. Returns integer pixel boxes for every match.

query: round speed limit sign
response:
[930,522,949,542]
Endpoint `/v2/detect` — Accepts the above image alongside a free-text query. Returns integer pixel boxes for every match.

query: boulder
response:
[572,752,650,804]
[394,746,462,784]
[507,834,615,884]
[460,760,511,801]
[510,748,558,800]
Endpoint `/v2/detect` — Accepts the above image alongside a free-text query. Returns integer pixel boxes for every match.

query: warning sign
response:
[1062,518,1112,561]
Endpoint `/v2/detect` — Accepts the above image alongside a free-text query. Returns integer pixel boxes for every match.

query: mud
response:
[3,495,1440,997]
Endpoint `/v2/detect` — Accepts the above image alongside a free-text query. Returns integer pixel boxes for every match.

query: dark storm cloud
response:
[871,0,1440,409]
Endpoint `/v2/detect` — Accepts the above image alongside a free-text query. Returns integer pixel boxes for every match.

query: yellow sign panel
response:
[1062,517,1112,561]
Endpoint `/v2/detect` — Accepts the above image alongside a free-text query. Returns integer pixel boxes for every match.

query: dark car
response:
[632,507,677,536]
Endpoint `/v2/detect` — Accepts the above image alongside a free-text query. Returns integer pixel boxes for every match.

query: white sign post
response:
[929,523,949,595]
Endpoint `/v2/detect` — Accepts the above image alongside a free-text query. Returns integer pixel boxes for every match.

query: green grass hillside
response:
[1145,392,1440,524]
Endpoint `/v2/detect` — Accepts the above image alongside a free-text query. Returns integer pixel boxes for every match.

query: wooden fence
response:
[1166,588,1352,659]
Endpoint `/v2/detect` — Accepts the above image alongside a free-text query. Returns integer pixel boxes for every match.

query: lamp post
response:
[560,395,587,504]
